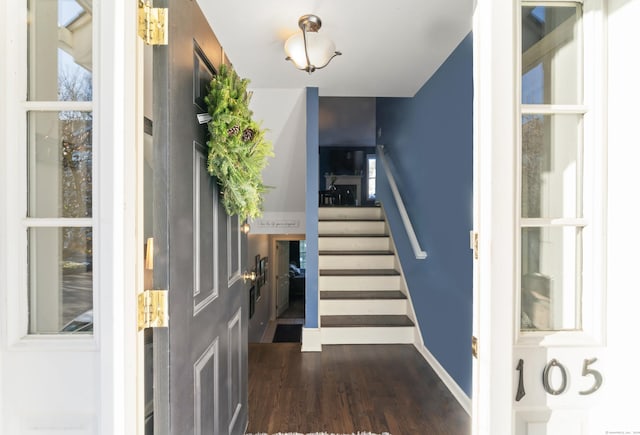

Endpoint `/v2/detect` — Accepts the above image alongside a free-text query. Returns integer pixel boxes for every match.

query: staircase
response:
[318,206,417,344]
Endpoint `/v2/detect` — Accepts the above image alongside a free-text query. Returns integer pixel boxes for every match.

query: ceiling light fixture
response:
[284,14,341,74]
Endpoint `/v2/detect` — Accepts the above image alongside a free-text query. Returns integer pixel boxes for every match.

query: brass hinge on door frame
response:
[470,231,479,260]
[138,289,169,331]
[472,336,479,359]
[138,0,168,45]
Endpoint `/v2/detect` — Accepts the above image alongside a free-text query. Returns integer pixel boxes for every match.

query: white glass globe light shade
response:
[285,31,336,70]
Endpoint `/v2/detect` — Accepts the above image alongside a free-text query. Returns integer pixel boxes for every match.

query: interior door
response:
[147,1,248,433]
[276,241,290,317]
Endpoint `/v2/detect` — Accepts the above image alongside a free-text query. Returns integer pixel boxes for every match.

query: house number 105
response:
[515,358,603,401]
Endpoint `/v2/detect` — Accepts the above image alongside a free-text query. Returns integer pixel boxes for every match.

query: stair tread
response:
[320,290,406,300]
[319,250,395,256]
[321,315,414,328]
[319,234,389,238]
[319,206,380,209]
[320,269,400,276]
[319,218,384,222]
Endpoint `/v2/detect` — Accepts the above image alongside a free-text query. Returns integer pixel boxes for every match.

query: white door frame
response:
[269,234,305,320]
[101,0,141,431]
[472,0,518,433]
[95,0,140,432]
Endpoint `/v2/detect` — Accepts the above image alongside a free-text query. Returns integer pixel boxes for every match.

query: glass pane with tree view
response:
[521,5,581,105]
[28,0,93,101]
[28,226,93,334]
[521,113,582,219]
[28,111,93,218]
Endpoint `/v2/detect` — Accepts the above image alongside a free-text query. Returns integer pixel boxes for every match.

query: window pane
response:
[367,156,376,199]
[299,240,306,269]
[29,227,93,334]
[28,111,93,218]
[521,114,582,218]
[28,0,93,101]
[521,227,582,331]
[522,5,581,105]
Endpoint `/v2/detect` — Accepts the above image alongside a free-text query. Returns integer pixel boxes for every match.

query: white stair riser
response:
[319,275,401,291]
[316,207,418,346]
[321,326,415,345]
[319,221,386,235]
[320,299,407,315]
[319,237,391,251]
[318,207,382,221]
[319,255,395,270]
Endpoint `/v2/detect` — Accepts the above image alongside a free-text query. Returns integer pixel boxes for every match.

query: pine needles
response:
[205,64,274,219]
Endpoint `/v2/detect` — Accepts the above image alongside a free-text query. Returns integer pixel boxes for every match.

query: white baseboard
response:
[301,327,322,352]
[414,342,471,416]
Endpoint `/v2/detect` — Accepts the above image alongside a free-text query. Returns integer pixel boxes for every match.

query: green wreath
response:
[204,64,273,220]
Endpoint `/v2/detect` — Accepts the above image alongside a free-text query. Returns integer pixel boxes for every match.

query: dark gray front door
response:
[149,1,248,433]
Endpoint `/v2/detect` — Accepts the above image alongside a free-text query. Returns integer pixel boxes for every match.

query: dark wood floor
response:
[278,293,305,320]
[247,343,470,435]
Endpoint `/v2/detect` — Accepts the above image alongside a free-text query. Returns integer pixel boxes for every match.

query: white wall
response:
[597,0,640,432]
[249,89,307,234]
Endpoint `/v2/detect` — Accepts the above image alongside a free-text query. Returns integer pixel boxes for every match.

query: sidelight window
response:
[26,0,94,334]
[519,3,587,332]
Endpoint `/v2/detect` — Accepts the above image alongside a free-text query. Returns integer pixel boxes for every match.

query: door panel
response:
[227,309,243,433]
[193,338,219,435]
[193,142,219,316]
[149,1,247,433]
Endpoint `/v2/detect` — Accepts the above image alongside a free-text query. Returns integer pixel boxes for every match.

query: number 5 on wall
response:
[579,357,603,395]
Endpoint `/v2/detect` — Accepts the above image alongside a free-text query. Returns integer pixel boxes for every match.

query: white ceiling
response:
[198,0,474,97]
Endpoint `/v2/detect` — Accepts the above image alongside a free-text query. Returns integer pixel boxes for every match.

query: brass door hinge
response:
[138,289,169,331]
[470,231,479,260]
[472,336,479,359]
[138,1,168,45]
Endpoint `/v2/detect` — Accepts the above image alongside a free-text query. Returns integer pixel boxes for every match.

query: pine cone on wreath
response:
[227,125,240,136]
[241,128,255,142]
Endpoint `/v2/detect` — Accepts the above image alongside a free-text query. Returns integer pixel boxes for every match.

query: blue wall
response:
[376,33,473,395]
[305,87,320,328]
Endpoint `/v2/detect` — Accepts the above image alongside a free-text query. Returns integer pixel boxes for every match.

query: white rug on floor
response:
[246,432,391,435]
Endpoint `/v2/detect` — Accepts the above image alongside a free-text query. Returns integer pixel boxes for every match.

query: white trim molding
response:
[301,327,322,352]
[472,0,519,433]
[97,0,140,433]
[414,342,472,416]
